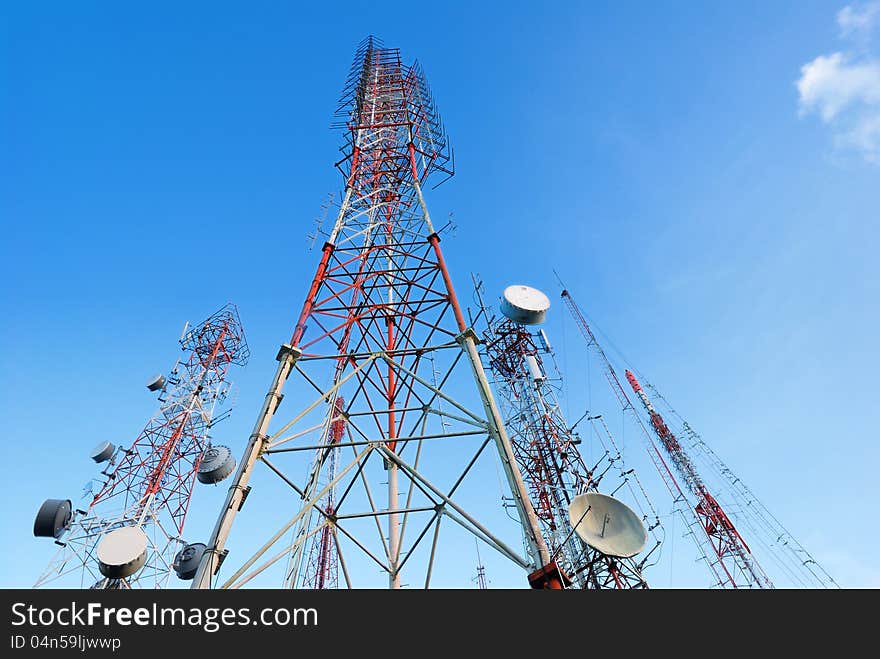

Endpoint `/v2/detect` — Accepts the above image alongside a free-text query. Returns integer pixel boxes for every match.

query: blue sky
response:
[1,1,877,588]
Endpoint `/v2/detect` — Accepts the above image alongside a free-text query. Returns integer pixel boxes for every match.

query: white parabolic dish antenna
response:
[96,526,148,579]
[89,440,115,463]
[500,285,551,325]
[567,492,647,558]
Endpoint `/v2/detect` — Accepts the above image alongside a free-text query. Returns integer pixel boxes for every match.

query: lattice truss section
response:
[192,37,553,590]
[35,305,249,589]
[639,381,838,588]
[559,287,777,589]
[475,295,663,589]
[625,370,773,589]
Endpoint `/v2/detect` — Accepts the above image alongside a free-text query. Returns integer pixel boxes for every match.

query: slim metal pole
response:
[191,344,300,589]
[456,330,551,568]
[388,462,401,588]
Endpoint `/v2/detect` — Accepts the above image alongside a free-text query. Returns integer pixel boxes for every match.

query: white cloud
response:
[796,4,880,162]
[837,2,880,40]
[835,113,880,161]
[797,53,880,121]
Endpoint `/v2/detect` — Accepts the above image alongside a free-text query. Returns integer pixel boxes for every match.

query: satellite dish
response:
[89,441,115,463]
[146,374,166,392]
[173,542,207,580]
[567,492,647,558]
[197,445,236,484]
[500,285,550,325]
[96,526,148,579]
[33,499,72,538]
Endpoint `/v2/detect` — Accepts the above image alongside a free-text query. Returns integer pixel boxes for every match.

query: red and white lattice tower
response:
[191,37,562,589]
[475,283,662,588]
[625,371,771,588]
[559,286,774,588]
[297,397,346,589]
[33,305,248,589]
[638,379,838,588]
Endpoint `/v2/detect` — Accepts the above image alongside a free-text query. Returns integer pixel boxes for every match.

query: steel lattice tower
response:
[636,377,838,588]
[625,371,772,588]
[191,37,561,589]
[474,284,661,588]
[559,286,775,588]
[297,396,346,589]
[34,305,249,588]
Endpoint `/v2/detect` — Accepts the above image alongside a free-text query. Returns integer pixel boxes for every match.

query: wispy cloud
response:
[797,3,880,162]
[838,2,880,42]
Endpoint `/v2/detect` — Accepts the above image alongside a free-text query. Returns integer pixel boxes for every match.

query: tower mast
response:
[34,304,248,588]
[475,281,660,588]
[296,396,346,589]
[641,379,839,588]
[559,287,771,587]
[625,371,772,588]
[192,37,559,590]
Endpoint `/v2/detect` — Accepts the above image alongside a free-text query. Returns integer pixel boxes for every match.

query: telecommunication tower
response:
[475,282,662,589]
[559,285,834,588]
[190,37,564,589]
[625,370,772,588]
[297,396,346,589]
[33,305,248,588]
[559,286,773,587]
[636,378,839,588]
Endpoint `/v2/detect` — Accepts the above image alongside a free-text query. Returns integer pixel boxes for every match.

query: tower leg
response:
[456,329,552,573]
[425,222,554,581]
[191,344,300,589]
[388,462,401,589]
